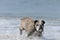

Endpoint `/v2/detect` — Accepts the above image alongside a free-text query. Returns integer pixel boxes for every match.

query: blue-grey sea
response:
[0,17,60,40]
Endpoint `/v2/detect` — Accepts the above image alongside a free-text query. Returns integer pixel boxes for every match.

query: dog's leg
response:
[27,28,36,37]
[19,26,23,35]
[20,29,22,35]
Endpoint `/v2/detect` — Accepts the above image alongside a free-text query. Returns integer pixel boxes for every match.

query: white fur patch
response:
[36,26,40,31]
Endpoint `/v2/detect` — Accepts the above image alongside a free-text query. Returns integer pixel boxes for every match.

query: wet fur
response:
[19,17,45,37]
[19,17,36,36]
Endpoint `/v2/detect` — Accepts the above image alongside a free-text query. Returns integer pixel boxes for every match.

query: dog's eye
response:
[36,24,38,26]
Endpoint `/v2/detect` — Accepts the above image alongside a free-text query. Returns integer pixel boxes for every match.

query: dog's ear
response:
[42,20,45,24]
[34,20,38,24]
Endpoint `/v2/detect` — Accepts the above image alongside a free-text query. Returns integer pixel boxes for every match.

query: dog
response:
[19,17,45,37]
[34,19,45,36]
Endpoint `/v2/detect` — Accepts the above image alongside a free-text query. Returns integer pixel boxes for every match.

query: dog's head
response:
[34,19,45,33]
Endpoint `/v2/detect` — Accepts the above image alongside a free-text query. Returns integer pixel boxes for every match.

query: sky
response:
[0,0,60,18]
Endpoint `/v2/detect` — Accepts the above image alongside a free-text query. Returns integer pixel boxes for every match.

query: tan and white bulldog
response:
[19,17,45,37]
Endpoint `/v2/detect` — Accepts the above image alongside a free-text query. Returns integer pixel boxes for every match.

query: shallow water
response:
[0,17,60,40]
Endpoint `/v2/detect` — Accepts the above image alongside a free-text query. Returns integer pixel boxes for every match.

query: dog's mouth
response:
[37,29,43,33]
[35,25,44,33]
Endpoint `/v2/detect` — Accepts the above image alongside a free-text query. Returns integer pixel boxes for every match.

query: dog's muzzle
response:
[36,25,44,33]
